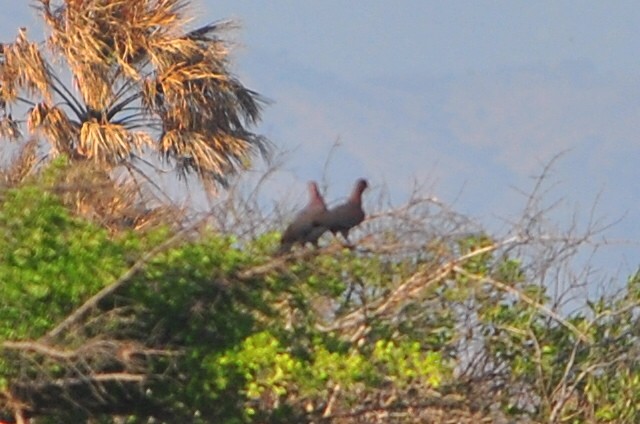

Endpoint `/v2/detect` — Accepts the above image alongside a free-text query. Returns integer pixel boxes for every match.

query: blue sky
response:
[203,1,640,275]
[1,1,639,279]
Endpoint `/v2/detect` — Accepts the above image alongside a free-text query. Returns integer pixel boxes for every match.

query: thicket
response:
[0,155,638,424]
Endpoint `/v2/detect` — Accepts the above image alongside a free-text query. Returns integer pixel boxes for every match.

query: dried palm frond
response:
[2,138,39,184]
[2,28,52,101]
[0,116,21,140]
[79,120,147,162]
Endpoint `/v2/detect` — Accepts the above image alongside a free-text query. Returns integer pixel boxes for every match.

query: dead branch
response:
[3,340,179,361]
[453,266,591,343]
[318,238,522,336]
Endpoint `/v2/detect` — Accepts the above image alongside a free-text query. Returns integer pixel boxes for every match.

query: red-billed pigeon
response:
[316,178,368,244]
[279,181,328,253]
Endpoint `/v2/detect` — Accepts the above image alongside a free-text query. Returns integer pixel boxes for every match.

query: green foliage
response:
[207,330,445,421]
[457,233,494,277]
[371,340,444,388]
[2,164,640,423]
[0,161,127,340]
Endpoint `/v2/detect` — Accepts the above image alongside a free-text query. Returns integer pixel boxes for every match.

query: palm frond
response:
[27,103,77,155]
[3,28,51,102]
[79,121,149,163]
[0,116,21,140]
[2,138,38,184]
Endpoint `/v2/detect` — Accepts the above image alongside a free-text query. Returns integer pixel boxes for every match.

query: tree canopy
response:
[0,154,638,423]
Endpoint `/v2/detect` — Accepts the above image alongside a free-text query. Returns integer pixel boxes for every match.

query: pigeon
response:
[316,178,368,244]
[278,181,328,253]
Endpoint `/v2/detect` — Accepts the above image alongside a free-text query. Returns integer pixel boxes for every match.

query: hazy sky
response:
[1,1,639,279]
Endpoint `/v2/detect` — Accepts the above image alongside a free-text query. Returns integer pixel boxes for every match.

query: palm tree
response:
[0,0,269,190]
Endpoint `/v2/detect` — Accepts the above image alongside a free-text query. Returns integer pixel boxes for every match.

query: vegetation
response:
[0,150,637,423]
[0,1,639,424]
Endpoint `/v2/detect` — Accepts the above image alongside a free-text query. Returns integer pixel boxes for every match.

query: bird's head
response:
[308,180,320,194]
[348,178,369,203]
[356,178,369,193]
[308,181,327,207]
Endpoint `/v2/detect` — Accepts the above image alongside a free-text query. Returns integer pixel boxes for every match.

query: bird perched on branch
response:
[278,181,328,253]
[315,178,368,244]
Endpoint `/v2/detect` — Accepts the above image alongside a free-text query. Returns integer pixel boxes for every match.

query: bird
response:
[315,178,368,244]
[278,181,328,253]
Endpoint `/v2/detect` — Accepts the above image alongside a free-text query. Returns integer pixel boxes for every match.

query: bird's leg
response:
[340,230,354,248]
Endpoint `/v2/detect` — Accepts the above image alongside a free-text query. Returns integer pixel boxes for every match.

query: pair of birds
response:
[279,179,369,253]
